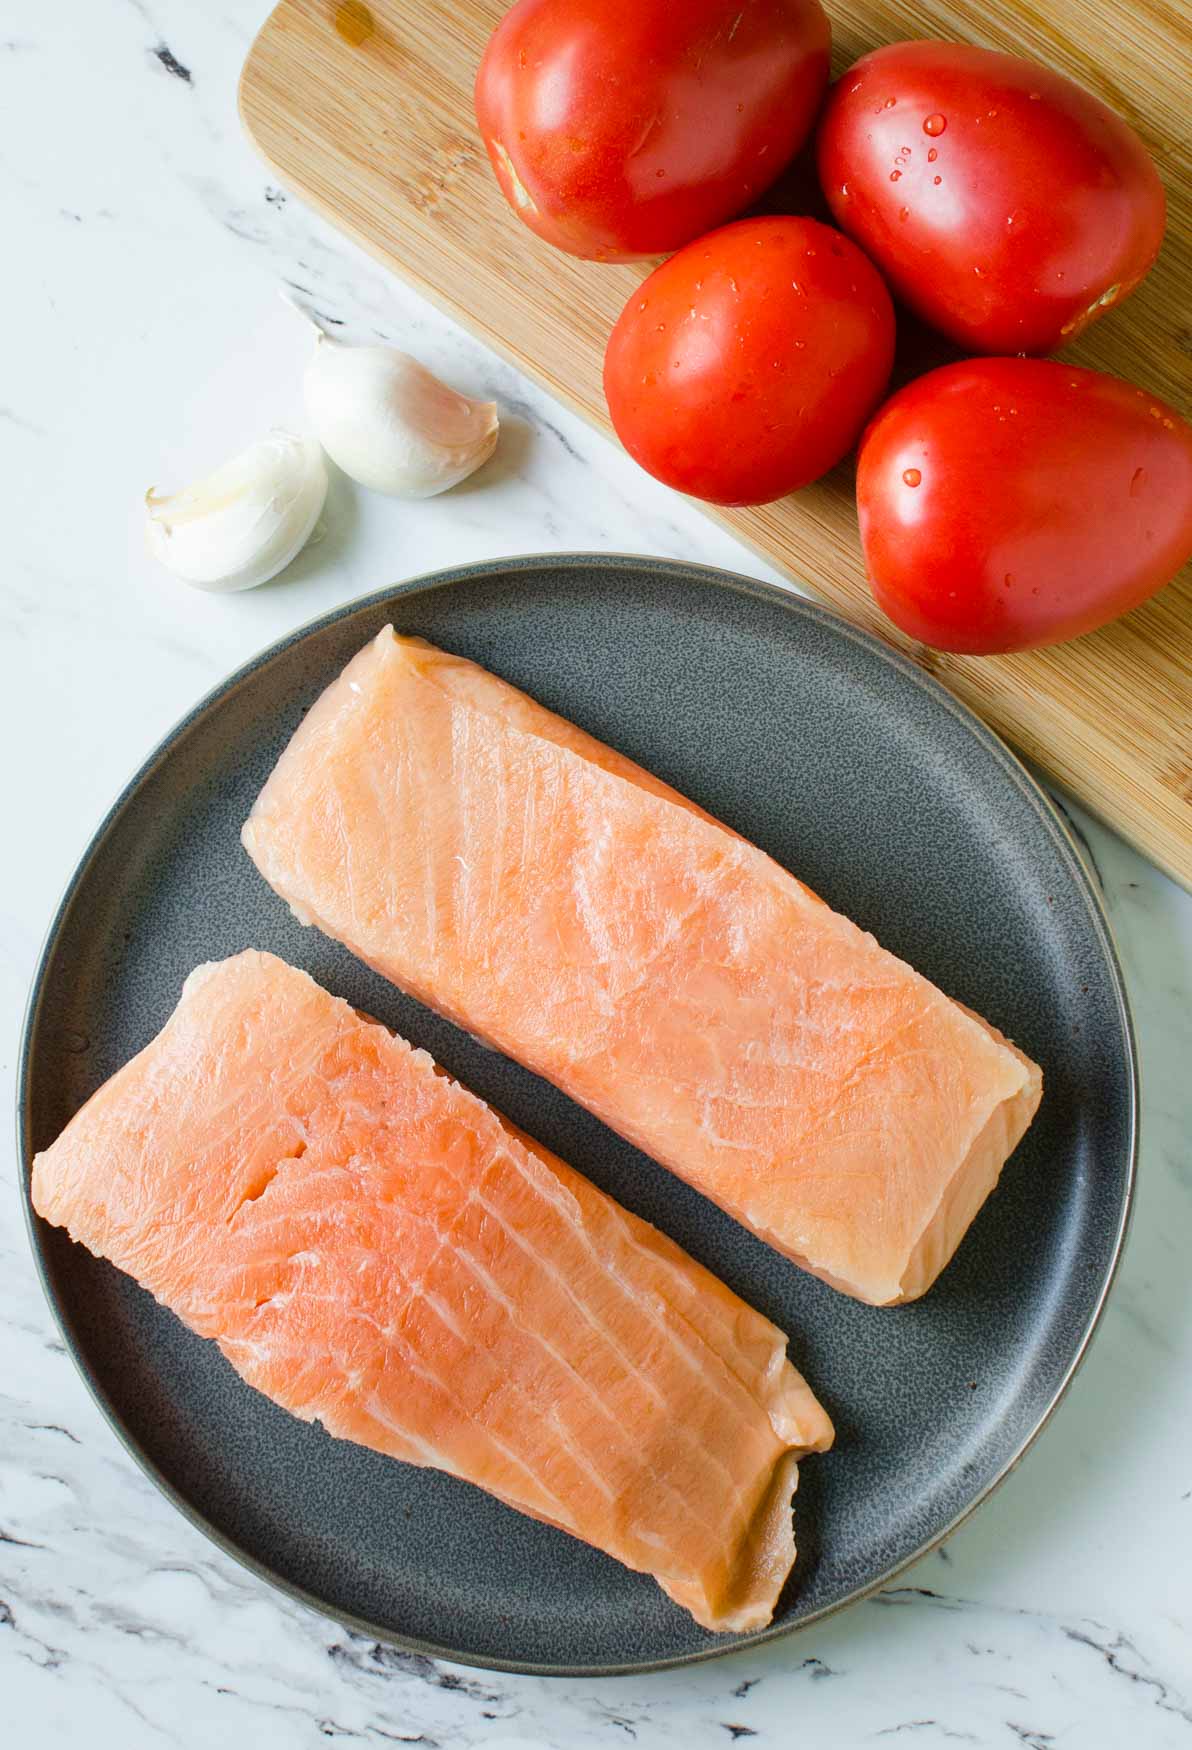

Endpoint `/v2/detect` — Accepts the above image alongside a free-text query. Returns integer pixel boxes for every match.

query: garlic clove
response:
[303,335,499,498]
[145,430,328,593]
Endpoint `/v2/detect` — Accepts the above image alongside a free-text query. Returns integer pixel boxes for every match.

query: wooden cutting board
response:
[240,0,1192,887]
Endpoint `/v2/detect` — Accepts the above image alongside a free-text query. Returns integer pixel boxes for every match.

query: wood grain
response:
[240,0,1192,885]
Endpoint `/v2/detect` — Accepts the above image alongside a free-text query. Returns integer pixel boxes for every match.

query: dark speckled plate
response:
[19,555,1135,1676]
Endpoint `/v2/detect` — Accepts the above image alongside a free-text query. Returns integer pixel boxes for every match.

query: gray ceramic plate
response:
[19,555,1135,1676]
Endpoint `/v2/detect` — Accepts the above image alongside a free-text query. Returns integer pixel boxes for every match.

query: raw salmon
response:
[30,950,833,1633]
[243,631,1043,1306]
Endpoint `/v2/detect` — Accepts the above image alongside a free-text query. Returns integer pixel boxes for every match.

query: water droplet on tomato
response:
[884,96,897,107]
[840,182,851,198]
[1003,574,1014,589]
[923,113,946,135]
[933,175,942,185]
[1130,467,1147,496]
[791,279,803,293]
[1028,90,1041,100]
[898,207,909,221]
[1163,417,1175,429]
[974,265,986,277]
[902,468,922,487]
[1149,406,1162,419]
[927,148,938,162]
[889,170,901,181]
[1031,587,1040,596]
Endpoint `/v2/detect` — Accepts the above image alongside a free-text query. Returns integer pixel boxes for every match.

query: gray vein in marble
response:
[799,1657,838,1678]
[876,1725,979,1743]
[152,43,192,84]
[1061,1627,1192,1727]
[0,404,49,436]
[284,281,347,326]
[23,1424,82,1444]
[0,1528,46,1549]
[500,394,586,464]
[866,1586,1192,1734]
[329,1637,502,1705]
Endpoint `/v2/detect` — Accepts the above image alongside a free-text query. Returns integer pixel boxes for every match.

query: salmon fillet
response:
[30,950,833,1633]
[242,631,1043,1306]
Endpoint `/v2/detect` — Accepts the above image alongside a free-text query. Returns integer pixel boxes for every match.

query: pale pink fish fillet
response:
[241,630,1043,1306]
[30,950,833,1633]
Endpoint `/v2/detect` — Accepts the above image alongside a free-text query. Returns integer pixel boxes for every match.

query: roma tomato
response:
[856,359,1192,653]
[475,0,830,262]
[818,42,1166,354]
[604,217,895,504]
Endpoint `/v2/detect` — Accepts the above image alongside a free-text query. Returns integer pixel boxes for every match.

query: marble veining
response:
[3,3,1190,1745]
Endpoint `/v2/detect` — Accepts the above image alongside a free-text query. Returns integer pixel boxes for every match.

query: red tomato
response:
[817,42,1166,354]
[475,0,830,262]
[856,359,1192,653]
[604,217,895,504]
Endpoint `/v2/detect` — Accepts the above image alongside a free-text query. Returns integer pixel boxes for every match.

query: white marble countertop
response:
[3,5,1191,1746]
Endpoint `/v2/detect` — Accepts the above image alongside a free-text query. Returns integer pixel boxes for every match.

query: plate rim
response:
[16,551,1139,1678]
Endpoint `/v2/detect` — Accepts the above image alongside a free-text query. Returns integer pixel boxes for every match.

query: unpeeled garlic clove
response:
[303,332,499,498]
[145,430,327,593]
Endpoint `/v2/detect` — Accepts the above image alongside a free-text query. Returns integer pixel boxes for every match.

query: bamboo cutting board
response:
[240,0,1192,886]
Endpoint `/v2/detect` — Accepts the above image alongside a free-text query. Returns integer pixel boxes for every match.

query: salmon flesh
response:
[243,630,1043,1305]
[31,950,833,1633]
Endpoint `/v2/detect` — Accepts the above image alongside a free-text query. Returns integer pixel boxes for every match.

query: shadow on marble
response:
[262,459,360,595]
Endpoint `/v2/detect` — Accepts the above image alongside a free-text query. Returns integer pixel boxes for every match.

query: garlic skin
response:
[303,336,499,497]
[145,431,327,593]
